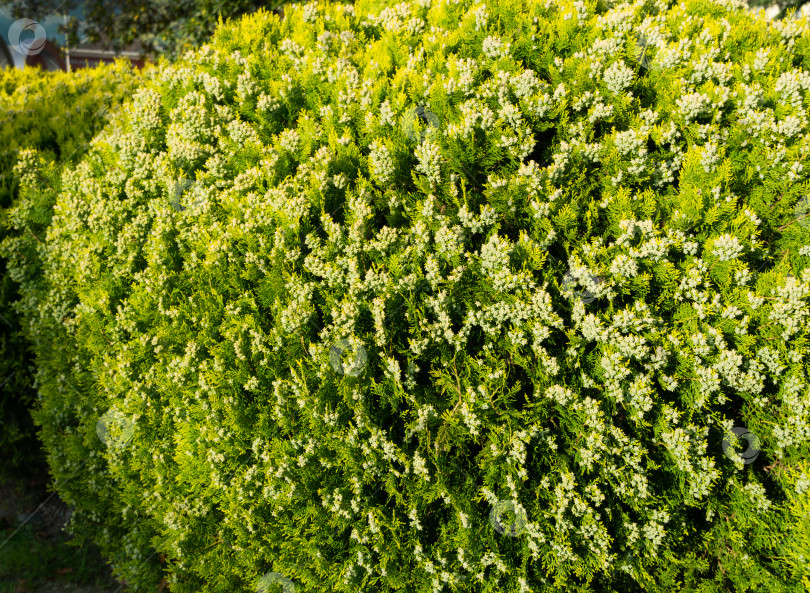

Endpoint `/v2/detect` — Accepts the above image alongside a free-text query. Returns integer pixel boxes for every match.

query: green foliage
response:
[0,61,142,477]
[3,0,810,591]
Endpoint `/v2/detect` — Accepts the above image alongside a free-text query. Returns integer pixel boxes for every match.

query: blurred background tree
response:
[3,0,305,61]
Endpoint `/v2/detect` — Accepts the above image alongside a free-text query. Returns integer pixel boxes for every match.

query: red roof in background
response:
[64,35,147,70]
[23,38,64,71]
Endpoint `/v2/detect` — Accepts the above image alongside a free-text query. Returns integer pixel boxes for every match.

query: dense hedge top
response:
[0,61,141,476]
[4,0,810,591]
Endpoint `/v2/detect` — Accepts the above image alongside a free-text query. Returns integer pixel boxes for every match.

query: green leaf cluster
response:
[2,0,810,591]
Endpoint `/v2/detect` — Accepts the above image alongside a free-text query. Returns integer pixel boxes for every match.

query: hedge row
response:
[2,0,810,591]
[0,60,142,476]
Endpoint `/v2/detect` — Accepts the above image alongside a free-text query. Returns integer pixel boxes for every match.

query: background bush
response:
[0,61,142,477]
[3,0,810,591]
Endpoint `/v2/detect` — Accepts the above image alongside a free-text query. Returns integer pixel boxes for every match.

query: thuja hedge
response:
[0,60,141,476]
[4,0,810,590]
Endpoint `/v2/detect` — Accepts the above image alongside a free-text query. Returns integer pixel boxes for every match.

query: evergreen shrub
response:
[0,60,141,476]
[3,0,810,590]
